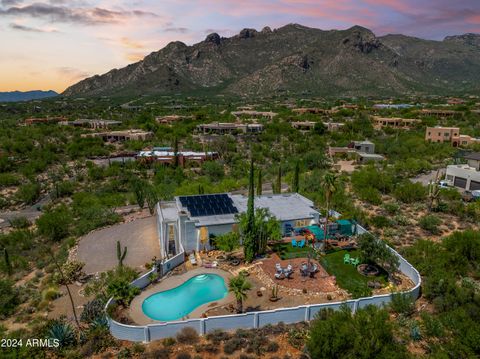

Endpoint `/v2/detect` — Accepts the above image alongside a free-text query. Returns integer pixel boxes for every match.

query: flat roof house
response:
[196,122,264,135]
[372,116,420,130]
[137,149,218,167]
[156,193,320,258]
[445,164,480,191]
[83,129,153,142]
[425,127,480,147]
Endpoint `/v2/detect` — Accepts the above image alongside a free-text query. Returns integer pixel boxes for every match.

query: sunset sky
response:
[1,0,479,93]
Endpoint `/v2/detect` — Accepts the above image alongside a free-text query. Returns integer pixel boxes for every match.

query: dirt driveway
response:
[77,216,159,273]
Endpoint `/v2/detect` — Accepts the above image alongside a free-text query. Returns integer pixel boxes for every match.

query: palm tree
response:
[228,274,252,313]
[320,172,338,253]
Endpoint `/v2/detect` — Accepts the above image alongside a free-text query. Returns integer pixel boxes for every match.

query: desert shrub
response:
[80,325,116,356]
[369,215,392,228]
[223,337,245,354]
[195,343,219,354]
[42,286,61,301]
[176,353,191,359]
[287,326,309,350]
[419,215,442,234]
[394,181,427,203]
[162,337,176,347]
[265,341,280,352]
[145,347,171,359]
[9,217,30,229]
[246,335,268,355]
[390,293,415,316]
[16,182,41,204]
[81,298,105,324]
[176,327,199,344]
[383,202,400,215]
[206,329,231,344]
[420,312,444,338]
[36,205,73,242]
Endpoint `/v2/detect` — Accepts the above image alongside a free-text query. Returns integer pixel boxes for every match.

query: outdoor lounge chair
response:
[343,253,350,264]
[298,239,305,248]
[351,258,360,266]
[275,263,283,272]
[291,239,298,247]
[203,261,218,268]
[275,271,285,279]
[284,269,293,279]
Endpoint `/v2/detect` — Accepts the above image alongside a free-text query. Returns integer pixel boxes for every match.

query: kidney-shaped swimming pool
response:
[142,273,228,321]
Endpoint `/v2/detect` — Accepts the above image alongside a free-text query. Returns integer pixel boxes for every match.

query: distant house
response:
[24,117,66,125]
[196,122,264,135]
[372,116,420,130]
[419,109,461,118]
[59,119,121,129]
[83,129,153,142]
[329,140,384,163]
[155,115,193,125]
[372,104,414,110]
[231,110,277,120]
[291,121,344,132]
[425,127,480,147]
[137,149,218,167]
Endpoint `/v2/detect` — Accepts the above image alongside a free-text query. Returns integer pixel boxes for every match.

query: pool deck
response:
[129,267,234,325]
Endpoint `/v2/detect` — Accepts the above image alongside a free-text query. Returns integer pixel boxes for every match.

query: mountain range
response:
[0,90,58,102]
[63,24,480,98]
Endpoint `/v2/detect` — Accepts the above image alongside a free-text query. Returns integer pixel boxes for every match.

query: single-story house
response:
[155,193,320,258]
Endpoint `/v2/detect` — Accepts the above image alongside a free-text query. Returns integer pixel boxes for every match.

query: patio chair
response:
[286,264,293,272]
[311,263,318,273]
[291,239,298,247]
[298,239,305,248]
[274,272,285,280]
[351,258,360,266]
[284,269,293,279]
[189,253,197,265]
[275,263,283,272]
[343,253,350,264]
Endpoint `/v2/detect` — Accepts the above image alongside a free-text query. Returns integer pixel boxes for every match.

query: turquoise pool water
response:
[142,273,228,321]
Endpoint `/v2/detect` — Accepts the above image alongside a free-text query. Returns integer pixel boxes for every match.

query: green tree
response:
[215,232,240,253]
[36,205,72,242]
[358,233,399,276]
[307,305,408,359]
[292,161,300,193]
[0,279,20,318]
[106,277,140,307]
[274,165,282,194]
[320,172,337,252]
[243,158,256,262]
[256,168,262,195]
[228,275,252,313]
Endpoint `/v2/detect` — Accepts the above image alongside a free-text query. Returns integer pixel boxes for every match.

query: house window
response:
[444,133,450,137]
[295,219,310,227]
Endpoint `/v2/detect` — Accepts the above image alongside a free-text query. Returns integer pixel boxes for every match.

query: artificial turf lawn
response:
[272,241,315,260]
[319,250,388,298]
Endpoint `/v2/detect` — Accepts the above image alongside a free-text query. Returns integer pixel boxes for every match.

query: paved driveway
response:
[77,216,159,273]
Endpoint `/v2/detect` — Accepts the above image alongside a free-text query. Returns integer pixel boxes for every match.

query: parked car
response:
[462,190,480,202]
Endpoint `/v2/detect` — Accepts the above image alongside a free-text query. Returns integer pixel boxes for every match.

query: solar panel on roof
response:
[178,194,238,217]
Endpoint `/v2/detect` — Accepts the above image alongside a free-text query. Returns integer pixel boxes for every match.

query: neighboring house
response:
[291,121,344,132]
[418,109,461,118]
[155,115,193,125]
[329,140,384,163]
[59,119,121,129]
[445,164,480,191]
[137,149,218,167]
[372,116,420,130]
[156,193,320,257]
[196,122,264,135]
[83,129,153,142]
[231,110,277,120]
[464,152,480,171]
[372,104,414,109]
[24,117,66,125]
[425,127,480,147]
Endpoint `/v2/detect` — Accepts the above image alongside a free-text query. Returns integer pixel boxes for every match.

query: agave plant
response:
[49,321,76,347]
[90,316,109,330]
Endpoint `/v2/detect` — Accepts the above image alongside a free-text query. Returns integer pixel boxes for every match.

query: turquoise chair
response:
[291,239,297,247]
[343,253,350,264]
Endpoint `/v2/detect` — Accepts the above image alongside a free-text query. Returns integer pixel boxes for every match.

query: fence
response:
[106,237,421,342]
